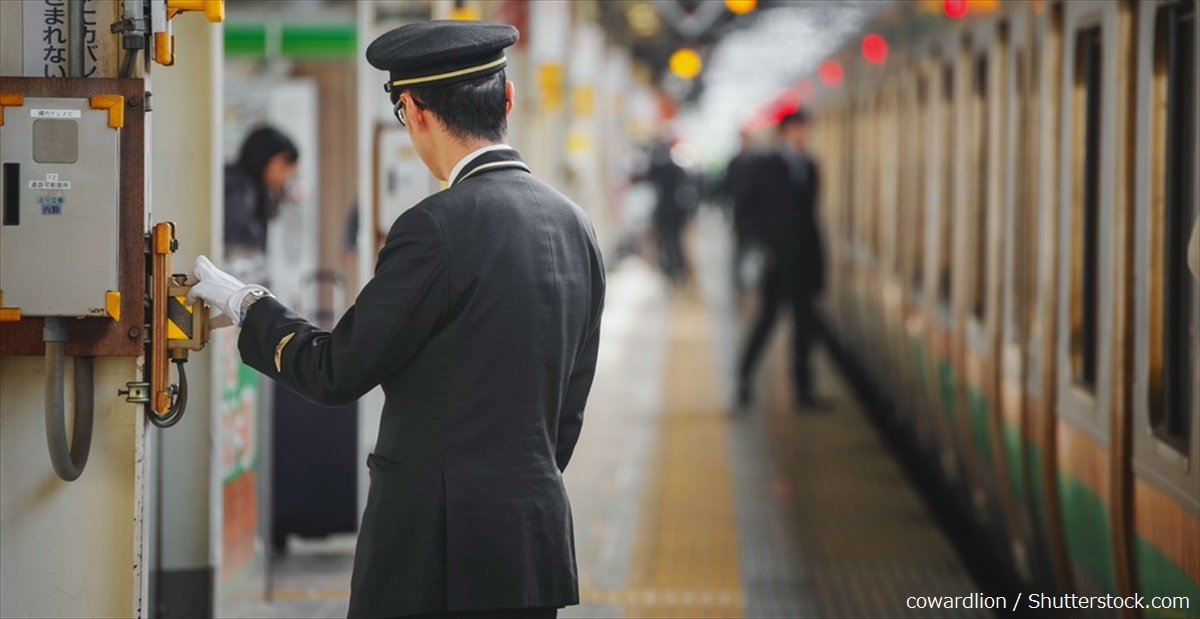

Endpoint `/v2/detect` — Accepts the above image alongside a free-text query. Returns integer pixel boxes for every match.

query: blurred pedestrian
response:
[736,109,828,412]
[648,139,693,286]
[224,125,298,261]
[188,20,605,619]
[717,129,760,293]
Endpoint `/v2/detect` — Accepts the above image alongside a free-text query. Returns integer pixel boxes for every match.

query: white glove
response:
[185,255,271,328]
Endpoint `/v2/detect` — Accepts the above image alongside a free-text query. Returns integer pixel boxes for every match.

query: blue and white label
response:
[37,196,64,216]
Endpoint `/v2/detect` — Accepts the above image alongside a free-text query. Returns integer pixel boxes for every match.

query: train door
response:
[943,30,994,517]
[851,93,873,356]
[999,4,1055,587]
[928,47,967,486]
[820,104,848,337]
[1024,0,1076,596]
[878,83,907,404]
[959,19,1019,546]
[892,71,922,438]
[907,59,952,465]
[1053,0,1130,599]
[1130,0,1200,613]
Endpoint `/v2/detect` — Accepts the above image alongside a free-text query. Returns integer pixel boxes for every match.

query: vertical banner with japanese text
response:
[21,0,101,77]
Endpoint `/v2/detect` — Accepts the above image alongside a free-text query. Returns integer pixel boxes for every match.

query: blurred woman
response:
[224,125,299,260]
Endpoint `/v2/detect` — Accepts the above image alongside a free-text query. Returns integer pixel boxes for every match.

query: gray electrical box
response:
[0,96,121,317]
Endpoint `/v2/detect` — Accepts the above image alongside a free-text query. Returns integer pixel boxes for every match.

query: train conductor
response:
[186,20,606,619]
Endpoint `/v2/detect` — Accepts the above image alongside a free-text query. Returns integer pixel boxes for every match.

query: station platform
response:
[219,215,988,619]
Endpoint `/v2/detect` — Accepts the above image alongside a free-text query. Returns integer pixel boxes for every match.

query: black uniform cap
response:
[366,20,519,103]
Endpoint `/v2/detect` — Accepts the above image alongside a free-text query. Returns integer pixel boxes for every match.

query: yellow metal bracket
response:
[0,92,24,127]
[449,5,479,20]
[0,290,21,322]
[166,0,224,22]
[105,291,121,322]
[89,95,125,129]
[154,32,176,66]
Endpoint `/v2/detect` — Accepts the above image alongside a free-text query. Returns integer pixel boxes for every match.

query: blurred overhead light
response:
[627,2,662,38]
[818,60,843,87]
[669,48,703,80]
[943,0,968,19]
[724,0,757,15]
[862,33,887,63]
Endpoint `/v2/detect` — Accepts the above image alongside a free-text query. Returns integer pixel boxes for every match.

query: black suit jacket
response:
[719,151,756,240]
[743,149,825,296]
[238,149,605,618]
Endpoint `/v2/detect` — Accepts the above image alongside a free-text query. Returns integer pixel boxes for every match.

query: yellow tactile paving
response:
[619,292,744,619]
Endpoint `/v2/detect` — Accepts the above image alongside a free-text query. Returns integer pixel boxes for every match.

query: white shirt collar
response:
[449,144,512,185]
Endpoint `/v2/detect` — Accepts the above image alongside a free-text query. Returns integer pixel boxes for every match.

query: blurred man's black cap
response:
[779,108,810,127]
[366,20,519,103]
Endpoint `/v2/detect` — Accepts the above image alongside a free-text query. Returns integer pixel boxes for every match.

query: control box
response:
[1,96,121,317]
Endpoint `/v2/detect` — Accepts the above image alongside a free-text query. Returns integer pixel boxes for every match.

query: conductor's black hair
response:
[407,69,508,142]
[779,107,811,128]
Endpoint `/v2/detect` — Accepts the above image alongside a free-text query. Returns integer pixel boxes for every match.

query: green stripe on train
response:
[1059,470,1119,595]
[1026,440,1050,540]
[967,387,994,468]
[1136,535,1200,619]
[908,342,1194,611]
[1005,422,1025,506]
[937,359,957,429]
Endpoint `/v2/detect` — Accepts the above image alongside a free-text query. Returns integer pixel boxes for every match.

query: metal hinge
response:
[118,381,150,404]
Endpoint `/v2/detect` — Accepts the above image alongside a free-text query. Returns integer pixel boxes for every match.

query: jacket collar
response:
[450,147,531,186]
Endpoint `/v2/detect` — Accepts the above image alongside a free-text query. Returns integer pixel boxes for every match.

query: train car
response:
[810,0,1199,614]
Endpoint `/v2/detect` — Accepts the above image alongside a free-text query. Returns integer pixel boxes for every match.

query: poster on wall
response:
[22,0,101,77]
[215,326,258,585]
[375,126,439,252]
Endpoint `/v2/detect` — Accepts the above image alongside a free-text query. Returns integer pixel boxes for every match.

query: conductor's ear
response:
[404,93,431,133]
[504,81,515,117]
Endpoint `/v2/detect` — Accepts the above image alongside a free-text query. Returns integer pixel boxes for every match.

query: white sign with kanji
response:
[21,0,100,77]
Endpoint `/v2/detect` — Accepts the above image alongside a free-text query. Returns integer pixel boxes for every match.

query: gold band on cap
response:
[383,56,508,92]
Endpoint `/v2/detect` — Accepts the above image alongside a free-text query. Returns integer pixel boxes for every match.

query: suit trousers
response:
[738,258,819,402]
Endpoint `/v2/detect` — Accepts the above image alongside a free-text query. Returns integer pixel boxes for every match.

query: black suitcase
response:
[270,382,358,550]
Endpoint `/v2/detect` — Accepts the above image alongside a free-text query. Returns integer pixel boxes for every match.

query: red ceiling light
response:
[862,34,888,64]
[944,0,968,19]
[818,60,843,87]
[771,90,800,123]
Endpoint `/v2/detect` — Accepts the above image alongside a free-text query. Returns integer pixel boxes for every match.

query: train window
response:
[937,62,955,310]
[972,54,990,321]
[912,77,929,292]
[1149,0,1196,452]
[1069,25,1103,390]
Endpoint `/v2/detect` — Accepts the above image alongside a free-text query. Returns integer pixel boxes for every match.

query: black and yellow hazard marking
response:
[167,295,194,340]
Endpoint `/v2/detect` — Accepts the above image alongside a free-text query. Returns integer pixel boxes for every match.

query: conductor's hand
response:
[185,255,270,329]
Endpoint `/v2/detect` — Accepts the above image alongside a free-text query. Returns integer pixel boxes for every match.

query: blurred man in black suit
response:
[736,109,827,411]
